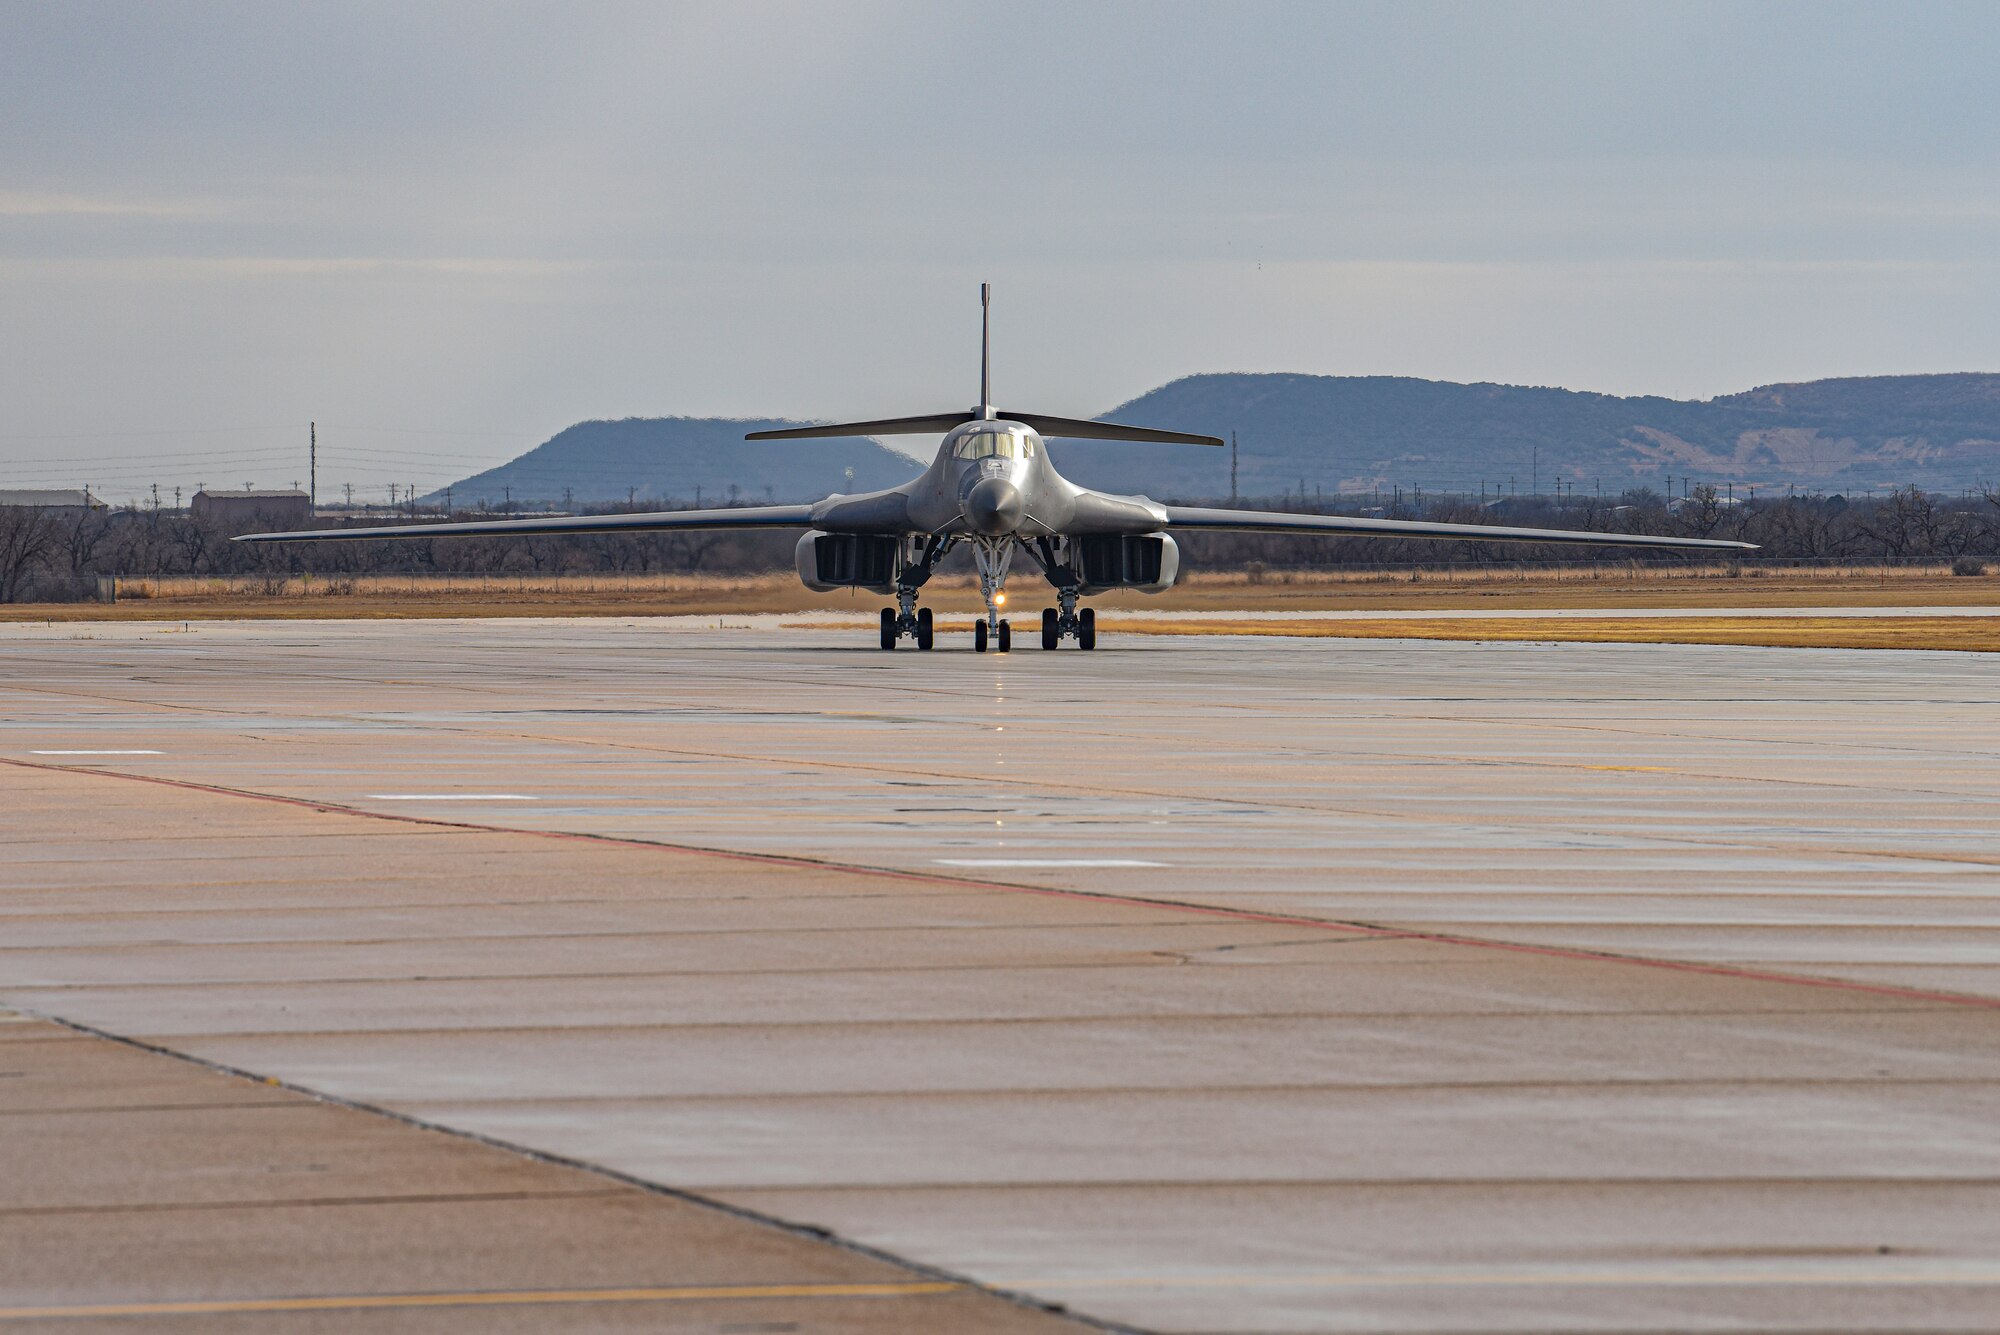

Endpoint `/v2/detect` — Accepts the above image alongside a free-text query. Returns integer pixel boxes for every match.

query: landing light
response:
[995,592,1007,606]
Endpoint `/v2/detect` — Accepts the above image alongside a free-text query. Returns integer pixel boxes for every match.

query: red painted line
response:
[9,756,2000,1013]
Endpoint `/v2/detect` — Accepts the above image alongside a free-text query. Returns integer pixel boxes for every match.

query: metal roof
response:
[0,489,98,507]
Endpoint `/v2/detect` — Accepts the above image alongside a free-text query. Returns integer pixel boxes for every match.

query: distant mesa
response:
[1046,371,2000,498]
[421,417,923,510]
[431,374,2000,508]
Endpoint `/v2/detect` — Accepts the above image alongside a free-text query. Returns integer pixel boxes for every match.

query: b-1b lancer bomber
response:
[241,286,1753,651]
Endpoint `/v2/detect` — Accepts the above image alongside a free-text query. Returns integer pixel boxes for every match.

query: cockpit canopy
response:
[953,428,1039,461]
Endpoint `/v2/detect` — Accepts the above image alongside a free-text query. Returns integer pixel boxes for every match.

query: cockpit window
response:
[954,431,1036,460]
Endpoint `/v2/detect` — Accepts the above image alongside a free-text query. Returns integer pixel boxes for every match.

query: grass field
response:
[6,563,1997,621]
[1097,615,2000,653]
[4,565,1997,650]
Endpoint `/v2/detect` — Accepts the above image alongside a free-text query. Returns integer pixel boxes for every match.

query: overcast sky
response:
[4,0,1997,500]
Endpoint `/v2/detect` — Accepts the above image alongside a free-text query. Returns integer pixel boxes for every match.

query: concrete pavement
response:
[3,619,1999,1331]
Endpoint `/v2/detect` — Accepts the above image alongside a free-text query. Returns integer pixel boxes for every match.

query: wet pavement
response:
[2,619,1998,1331]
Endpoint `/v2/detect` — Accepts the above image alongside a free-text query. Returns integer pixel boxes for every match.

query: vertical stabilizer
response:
[978,282,992,419]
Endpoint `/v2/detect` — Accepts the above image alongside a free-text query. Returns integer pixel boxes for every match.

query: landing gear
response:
[1035,589,1097,649]
[970,536,1016,654]
[882,604,936,651]
[879,537,945,650]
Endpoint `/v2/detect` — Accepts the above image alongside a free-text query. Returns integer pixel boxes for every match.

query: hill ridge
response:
[434,372,2000,507]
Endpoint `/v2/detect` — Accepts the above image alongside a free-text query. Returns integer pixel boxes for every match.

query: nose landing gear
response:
[971,537,1014,653]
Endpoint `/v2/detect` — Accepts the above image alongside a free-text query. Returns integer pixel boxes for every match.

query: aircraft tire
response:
[997,619,1011,653]
[916,607,934,650]
[974,620,988,653]
[1040,607,1058,649]
[880,608,896,650]
[1078,606,1097,651]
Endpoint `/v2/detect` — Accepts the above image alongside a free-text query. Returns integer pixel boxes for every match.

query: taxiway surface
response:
[3,619,1998,1332]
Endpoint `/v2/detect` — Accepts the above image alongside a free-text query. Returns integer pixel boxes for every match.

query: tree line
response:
[3,485,1998,602]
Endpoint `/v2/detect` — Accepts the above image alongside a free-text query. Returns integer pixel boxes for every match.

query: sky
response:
[4,0,1998,503]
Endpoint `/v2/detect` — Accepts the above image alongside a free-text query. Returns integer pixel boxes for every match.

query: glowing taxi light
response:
[995,592,1007,606]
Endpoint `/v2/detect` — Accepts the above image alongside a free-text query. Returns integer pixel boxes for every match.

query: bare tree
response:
[0,507,60,602]
[1858,486,1939,563]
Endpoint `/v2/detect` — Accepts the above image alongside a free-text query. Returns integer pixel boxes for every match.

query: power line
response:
[0,424,304,442]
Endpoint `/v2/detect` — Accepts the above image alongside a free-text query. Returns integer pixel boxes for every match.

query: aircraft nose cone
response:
[963,477,1025,535]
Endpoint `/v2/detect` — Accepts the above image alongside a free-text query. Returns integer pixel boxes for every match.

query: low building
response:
[191,489,312,527]
[0,489,106,515]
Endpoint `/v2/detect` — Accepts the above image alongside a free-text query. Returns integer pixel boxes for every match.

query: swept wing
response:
[1159,505,1754,551]
[233,504,816,544]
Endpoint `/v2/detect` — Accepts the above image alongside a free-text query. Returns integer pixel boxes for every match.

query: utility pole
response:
[1230,432,1238,503]
[309,422,316,515]
[562,486,573,512]
[344,482,354,508]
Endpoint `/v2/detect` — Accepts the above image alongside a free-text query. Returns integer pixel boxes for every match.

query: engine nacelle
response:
[1075,532,1179,595]
[796,531,900,594]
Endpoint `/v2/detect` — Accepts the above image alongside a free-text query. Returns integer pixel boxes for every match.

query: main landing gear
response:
[879,536,947,651]
[880,605,934,651]
[1038,586,1096,650]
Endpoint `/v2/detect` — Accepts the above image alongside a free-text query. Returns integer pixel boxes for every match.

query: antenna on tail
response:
[978,282,992,419]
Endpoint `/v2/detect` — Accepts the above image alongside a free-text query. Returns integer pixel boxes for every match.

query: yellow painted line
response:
[1020,1264,2000,1292]
[1581,764,1673,772]
[0,1281,963,1321]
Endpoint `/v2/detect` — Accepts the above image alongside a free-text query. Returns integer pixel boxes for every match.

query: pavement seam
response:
[0,1188,625,1218]
[7,1008,1131,1335]
[7,753,2000,1015]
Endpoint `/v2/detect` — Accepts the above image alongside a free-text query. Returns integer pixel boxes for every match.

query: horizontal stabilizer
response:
[1008,413,1223,447]
[747,411,1222,446]
[746,414,972,440]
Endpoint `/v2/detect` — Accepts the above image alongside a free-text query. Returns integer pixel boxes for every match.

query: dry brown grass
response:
[1100,615,2000,652]
[3,563,1995,623]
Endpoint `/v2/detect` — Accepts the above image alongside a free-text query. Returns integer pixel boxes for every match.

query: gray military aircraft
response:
[240,285,1754,651]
